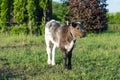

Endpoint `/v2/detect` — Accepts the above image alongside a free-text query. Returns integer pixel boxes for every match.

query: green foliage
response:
[1,0,118,35]
[0,0,11,32]
[13,0,27,23]
[40,17,45,35]
[26,0,36,34]
[10,24,28,35]
[107,12,120,24]
[39,0,49,10]
[107,12,120,30]
[0,0,48,35]
[52,2,68,22]
[0,0,1,17]
[39,0,52,11]
[39,0,52,22]
[26,0,36,21]
[0,30,120,79]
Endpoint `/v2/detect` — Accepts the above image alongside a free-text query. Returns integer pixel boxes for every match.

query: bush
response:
[40,17,45,35]
[10,24,29,35]
[52,1,68,22]
[107,12,120,24]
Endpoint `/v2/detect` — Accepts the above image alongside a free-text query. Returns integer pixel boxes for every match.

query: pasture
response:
[0,30,120,80]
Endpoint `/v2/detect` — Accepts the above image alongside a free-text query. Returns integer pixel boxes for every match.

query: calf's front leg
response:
[67,43,74,70]
[61,48,67,69]
[67,51,72,70]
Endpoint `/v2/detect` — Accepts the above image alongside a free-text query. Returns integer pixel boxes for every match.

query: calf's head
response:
[70,22,86,39]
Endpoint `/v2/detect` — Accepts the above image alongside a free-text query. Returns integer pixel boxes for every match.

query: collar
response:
[69,29,76,41]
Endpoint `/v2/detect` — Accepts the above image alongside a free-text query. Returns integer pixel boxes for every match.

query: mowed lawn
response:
[0,30,120,80]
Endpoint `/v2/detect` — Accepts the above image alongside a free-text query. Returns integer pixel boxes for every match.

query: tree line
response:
[0,0,52,35]
[0,0,110,35]
[107,12,120,24]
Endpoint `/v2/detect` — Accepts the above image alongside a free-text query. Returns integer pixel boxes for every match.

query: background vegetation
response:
[107,12,120,30]
[1,0,119,35]
[0,0,52,35]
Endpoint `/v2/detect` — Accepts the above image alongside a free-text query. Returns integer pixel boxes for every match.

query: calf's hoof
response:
[51,62,55,65]
[63,65,68,69]
[47,60,52,65]
[67,65,72,70]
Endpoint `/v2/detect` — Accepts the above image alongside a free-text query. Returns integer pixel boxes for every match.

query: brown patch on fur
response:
[50,22,61,42]
[70,25,85,39]
[59,25,73,49]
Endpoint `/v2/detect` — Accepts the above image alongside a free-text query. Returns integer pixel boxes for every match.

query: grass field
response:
[0,30,120,80]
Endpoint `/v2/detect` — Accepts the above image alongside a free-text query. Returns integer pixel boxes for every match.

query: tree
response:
[52,1,68,23]
[68,0,108,32]
[107,12,120,24]
[0,0,11,32]
[39,0,52,35]
[0,0,52,35]
[114,13,120,24]
[39,0,52,22]
[0,0,1,22]
[0,0,1,17]
[26,0,36,34]
[13,0,27,24]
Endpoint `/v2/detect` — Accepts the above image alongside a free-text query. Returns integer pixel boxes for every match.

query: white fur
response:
[45,20,60,65]
[52,45,56,65]
[65,41,74,52]
[45,32,58,65]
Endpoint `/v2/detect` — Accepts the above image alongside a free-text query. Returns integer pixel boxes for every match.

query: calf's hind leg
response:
[45,39,52,65]
[52,45,57,65]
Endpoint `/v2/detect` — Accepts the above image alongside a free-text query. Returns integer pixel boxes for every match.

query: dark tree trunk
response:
[44,0,52,23]
[46,0,52,21]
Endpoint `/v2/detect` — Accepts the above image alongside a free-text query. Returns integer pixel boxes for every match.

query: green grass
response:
[0,30,120,80]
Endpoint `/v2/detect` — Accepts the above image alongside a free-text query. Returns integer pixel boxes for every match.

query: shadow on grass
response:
[0,57,57,80]
[0,68,25,80]
[0,58,27,80]
[0,43,40,49]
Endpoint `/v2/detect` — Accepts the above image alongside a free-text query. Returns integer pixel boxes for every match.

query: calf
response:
[45,20,85,69]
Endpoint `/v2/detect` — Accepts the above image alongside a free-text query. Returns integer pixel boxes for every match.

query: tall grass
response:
[0,30,120,80]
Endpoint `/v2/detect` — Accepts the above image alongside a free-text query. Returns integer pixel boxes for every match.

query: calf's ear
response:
[72,22,77,27]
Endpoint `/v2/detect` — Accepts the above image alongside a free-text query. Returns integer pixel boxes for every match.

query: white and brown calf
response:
[45,20,85,69]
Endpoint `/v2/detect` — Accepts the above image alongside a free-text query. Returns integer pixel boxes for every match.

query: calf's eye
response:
[77,27,79,30]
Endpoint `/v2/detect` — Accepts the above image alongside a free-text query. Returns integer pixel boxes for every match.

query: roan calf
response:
[45,20,85,70]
